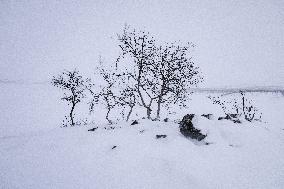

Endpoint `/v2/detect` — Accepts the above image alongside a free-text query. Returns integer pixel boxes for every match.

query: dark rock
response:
[179,114,206,141]
[218,114,231,120]
[104,126,115,130]
[88,127,98,131]
[185,114,195,121]
[233,119,241,124]
[164,118,169,122]
[156,135,167,139]
[112,145,117,149]
[218,117,224,120]
[201,114,213,120]
[230,114,238,118]
[218,114,241,124]
[131,120,139,125]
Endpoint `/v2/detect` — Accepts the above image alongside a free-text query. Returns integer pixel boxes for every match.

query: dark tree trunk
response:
[106,107,112,124]
[70,102,75,126]
[156,82,165,120]
[241,92,249,121]
[156,96,162,120]
[137,62,152,119]
[242,94,245,117]
[126,105,134,122]
[146,107,152,120]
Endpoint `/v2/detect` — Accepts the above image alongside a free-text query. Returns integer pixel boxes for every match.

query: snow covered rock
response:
[179,114,207,141]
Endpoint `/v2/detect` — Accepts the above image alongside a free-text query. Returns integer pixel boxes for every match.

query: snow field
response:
[0,83,283,189]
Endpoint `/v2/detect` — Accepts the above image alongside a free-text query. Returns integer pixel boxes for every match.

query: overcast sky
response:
[0,0,283,87]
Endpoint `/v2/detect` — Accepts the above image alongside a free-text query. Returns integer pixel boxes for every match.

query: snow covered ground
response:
[0,83,284,189]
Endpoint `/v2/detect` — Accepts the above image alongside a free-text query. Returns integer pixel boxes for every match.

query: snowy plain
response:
[1,1,284,188]
[0,83,283,189]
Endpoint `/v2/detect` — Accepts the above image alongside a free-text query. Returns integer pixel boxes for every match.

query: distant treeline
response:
[189,87,284,95]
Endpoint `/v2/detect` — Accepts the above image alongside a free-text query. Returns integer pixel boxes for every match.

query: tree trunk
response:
[146,107,152,119]
[156,96,162,120]
[241,93,247,120]
[106,108,112,124]
[156,83,165,120]
[137,63,150,119]
[126,105,134,122]
[70,102,75,126]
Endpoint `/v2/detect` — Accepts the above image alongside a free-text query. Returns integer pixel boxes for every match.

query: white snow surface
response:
[0,83,284,189]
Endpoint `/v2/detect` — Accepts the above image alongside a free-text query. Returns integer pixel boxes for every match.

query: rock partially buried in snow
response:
[88,127,98,131]
[131,120,139,125]
[111,145,117,149]
[179,114,207,141]
[201,114,213,120]
[218,114,241,123]
[104,126,116,130]
[156,135,167,139]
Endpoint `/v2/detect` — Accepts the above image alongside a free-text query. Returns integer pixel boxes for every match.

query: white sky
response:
[0,0,283,87]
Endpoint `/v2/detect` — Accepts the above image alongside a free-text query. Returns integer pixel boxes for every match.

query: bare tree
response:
[208,91,262,123]
[208,95,240,120]
[88,60,137,123]
[153,43,202,119]
[240,91,262,122]
[52,69,87,126]
[117,85,137,121]
[87,63,117,124]
[116,25,202,119]
[116,25,158,119]
[100,88,117,124]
